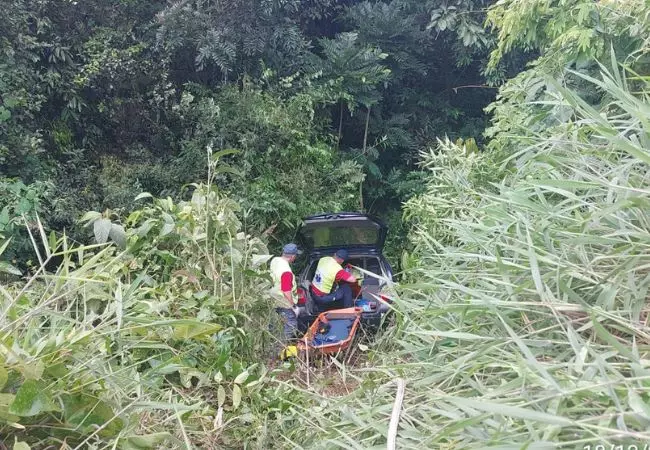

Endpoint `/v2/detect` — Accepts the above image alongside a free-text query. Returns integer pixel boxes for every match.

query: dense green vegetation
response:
[2,0,649,448]
[1,0,499,261]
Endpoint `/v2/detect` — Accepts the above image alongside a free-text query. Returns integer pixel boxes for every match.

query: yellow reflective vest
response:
[312,256,343,294]
[269,256,297,308]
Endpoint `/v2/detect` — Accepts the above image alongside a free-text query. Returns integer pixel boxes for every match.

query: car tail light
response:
[297,287,307,306]
[379,294,393,304]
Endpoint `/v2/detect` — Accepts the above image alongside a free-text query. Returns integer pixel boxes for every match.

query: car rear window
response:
[302,225,379,248]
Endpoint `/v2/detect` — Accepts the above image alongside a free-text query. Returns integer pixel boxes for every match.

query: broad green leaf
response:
[234,370,249,385]
[62,394,122,435]
[0,209,10,229]
[628,389,650,419]
[13,442,30,450]
[213,166,243,177]
[148,363,184,376]
[118,432,174,450]
[0,393,19,422]
[19,361,44,381]
[0,107,11,122]
[232,385,242,410]
[251,254,273,266]
[94,218,112,244]
[0,393,16,407]
[109,224,127,249]
[160,223,174,237]
[16,198,31,214]
[171,321,222,340]
[44,363,68,378]
[211,148,240,160]
[80,211,102,224]
[180,369,206,388]
[9,380,57,417]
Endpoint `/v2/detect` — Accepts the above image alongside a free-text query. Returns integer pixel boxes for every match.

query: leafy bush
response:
[403,137,506,252]
[171,85,363,243]
[0,178,52,271]
[0,184,299,448]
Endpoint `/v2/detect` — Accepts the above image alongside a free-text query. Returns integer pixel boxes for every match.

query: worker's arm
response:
[280,271,295,308]
[282,291,293,306]
[335,269,356,284]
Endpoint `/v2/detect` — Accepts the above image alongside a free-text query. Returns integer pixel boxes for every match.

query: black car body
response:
[294,212,395,333]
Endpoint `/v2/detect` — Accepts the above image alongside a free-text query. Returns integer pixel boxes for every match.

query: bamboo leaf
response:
[170,321,222,340]
[118,433,174,450]
[134,192,154,201]
[0,262,22,276]
[446,396,574,426]
[590,313,637,362]
[211,148,240,160]
[410,330,492,341]
[0,367,7,390]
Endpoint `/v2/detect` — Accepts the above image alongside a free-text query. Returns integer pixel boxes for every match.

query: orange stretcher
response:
[297,307,362,355]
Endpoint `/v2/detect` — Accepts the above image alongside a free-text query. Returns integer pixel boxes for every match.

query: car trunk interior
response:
[303,256,384,297]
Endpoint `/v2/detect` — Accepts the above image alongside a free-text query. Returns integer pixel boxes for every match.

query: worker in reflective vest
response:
[269,243,301,341]
[310,249,357,309]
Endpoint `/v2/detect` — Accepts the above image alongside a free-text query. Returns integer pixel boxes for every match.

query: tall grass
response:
[0,185,289,448]
[271,62,650,448]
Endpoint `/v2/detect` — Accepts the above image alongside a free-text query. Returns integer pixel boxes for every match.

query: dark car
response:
[293,212,395,333]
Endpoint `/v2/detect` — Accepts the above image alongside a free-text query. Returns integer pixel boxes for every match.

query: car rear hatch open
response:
[297,212,387,253]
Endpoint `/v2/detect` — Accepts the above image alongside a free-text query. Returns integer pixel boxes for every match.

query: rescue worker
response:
[310,249,357,309]
[269,243,301,342]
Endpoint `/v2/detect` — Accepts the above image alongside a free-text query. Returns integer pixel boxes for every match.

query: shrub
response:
[0,184,296,448]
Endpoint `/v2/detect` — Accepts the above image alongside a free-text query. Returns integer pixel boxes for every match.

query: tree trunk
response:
[360,105,371,211]
[359,180,364,211]
[338,100,344,149]
[362,105,370,154]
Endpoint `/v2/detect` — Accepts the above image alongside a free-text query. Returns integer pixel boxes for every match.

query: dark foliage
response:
[1,0,512,261]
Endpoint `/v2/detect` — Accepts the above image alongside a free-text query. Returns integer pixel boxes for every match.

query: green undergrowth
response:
[1,51,649,450]
[279,61,650,448]
[0,184,303,448]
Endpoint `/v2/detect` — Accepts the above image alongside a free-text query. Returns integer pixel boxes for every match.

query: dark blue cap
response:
[335,249,349,261]
[283,243,302,255]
